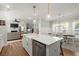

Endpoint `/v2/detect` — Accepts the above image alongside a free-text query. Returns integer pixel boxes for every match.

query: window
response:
[52,22,68,34]
[75,21,79,34]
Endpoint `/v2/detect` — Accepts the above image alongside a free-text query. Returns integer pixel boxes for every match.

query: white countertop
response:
[24,33,63,45]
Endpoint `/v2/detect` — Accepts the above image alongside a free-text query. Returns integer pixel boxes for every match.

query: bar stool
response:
[60,40,64,56]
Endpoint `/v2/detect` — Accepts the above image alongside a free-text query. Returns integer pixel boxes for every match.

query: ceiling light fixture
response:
[47,3,51,19]
[33,5,36,16]
[47,14,51,19]
[33,5,37,23]
[6,5,10,8]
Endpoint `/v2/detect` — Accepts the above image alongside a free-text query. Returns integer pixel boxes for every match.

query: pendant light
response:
[33,5,37,23]
[47,3,51,19]
[6,5,10,8]
[33,5,37,16]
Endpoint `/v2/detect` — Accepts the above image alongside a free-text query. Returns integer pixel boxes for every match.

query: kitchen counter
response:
[22,33,63,56]
[24,33,63,45]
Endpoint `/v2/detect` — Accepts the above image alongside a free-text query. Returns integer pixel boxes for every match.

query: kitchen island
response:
[22,33,63,56]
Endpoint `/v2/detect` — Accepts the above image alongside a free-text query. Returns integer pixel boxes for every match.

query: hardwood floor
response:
[63,48,79,56]
[0,39,79,56]
[0,40,29,56]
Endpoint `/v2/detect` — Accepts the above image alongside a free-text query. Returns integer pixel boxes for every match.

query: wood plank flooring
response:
[63,48,79,56]
[0,40,79,56]
[0,40,29,56]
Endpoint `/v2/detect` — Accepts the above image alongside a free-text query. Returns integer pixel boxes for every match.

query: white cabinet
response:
[0,39,2,52]
[22,34,32,56]
[27,37,32,55]
[0,26,7,52]
[0,35,5,52]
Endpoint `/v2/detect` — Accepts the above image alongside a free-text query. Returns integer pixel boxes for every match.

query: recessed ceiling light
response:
[6,5,10,8]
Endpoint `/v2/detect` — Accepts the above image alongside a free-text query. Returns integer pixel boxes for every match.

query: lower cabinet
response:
[32,40,46,56]
[0,36,6,53]
[23,36,46,56]
[22,35,60,56]
[22,35,32,56]
[0,39,2,52]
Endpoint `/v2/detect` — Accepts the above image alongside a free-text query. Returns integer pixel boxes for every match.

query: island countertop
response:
[23,33,63,45]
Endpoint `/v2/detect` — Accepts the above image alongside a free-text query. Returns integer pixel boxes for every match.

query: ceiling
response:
[0,3,79,21]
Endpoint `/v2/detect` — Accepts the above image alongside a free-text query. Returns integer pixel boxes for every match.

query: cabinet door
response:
[22,36,28,51]
[22,35,27,47]
[0,39,2,48]
[0,38,4,52]
[22,36,32,56]
[32,40,46,56]
[27,38,32,56]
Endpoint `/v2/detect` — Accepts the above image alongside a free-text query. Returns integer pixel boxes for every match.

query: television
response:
[10,24,18,28]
